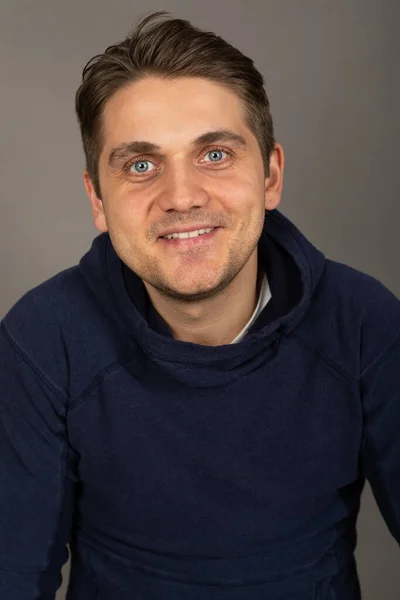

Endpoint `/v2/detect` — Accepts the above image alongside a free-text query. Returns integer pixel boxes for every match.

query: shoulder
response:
[1,265,129,400]
[2,265,84,339]
[324,258,400,324]
[295,258,400,379]
[2,267,86,394]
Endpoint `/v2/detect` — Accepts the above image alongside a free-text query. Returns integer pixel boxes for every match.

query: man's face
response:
[84,76,282,301]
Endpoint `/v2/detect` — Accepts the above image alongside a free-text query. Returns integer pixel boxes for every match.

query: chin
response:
[157,275,230,303]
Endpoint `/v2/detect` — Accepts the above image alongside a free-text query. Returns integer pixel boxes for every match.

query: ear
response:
[264,143,284,211]
[83,170,108,233]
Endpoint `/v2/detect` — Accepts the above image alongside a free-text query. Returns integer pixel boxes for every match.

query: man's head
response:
[75,11,284,303]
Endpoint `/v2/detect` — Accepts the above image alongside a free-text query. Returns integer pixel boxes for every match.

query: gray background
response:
[1,1,399,598]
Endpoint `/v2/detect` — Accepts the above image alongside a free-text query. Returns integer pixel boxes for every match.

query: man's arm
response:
[359,281,400,543]
[0,321,77,599]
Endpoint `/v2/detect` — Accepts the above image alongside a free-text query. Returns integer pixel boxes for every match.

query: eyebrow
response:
[107,129,248,167]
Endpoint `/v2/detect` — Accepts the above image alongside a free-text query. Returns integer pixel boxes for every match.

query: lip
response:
[158,225,220,239]
[158,227,221,247]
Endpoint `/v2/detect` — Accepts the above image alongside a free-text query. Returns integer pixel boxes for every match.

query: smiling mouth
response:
[158,227,221,246]
[161,227,217,240]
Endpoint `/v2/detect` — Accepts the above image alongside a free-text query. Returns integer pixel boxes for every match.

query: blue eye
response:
[206,150,225,162]
[130,159,156,173]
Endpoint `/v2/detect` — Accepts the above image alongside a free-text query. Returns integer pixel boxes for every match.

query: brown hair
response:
[75,11,276,199]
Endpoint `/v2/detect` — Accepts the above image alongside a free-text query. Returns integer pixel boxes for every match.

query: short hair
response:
[75,11,276,199]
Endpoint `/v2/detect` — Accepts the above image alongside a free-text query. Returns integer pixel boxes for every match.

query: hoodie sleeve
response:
[359,280,400,544]
[0,321,78,599]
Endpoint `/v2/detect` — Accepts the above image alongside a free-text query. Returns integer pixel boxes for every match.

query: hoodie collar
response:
[79,209,326,387]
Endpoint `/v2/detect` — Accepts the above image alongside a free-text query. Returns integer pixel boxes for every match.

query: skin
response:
[83,76,284,346]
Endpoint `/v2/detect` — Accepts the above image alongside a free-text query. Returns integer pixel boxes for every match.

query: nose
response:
[156,161,210,213]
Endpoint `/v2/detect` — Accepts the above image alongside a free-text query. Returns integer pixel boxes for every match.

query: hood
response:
[79,209,326,387]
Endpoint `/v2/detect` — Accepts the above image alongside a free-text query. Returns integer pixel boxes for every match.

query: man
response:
[1,10,399,600]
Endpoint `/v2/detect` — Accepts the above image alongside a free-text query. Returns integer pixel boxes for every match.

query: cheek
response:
[217,176,264,213]
[106,188,148,229]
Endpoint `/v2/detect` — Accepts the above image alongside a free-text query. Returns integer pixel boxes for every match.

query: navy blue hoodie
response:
[1,208,400,599]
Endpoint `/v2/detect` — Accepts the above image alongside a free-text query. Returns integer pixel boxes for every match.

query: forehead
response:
[100,76,253,154]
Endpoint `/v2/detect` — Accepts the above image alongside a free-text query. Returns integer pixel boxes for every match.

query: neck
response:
[143,252,262,346]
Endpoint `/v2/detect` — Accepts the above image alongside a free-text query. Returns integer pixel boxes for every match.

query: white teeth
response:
[164,227,215,240]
